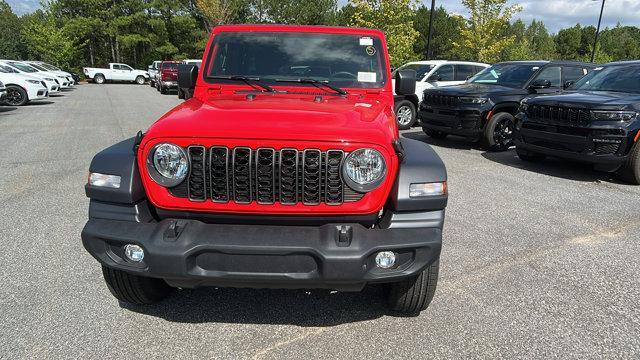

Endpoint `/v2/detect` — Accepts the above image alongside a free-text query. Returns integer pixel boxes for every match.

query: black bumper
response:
[82,211,443,291]
[418,107,485,138]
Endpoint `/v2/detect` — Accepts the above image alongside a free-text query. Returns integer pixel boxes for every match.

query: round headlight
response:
[342,148,386,192]
[146,143,189,187]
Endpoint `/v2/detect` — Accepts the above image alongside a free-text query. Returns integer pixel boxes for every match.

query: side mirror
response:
[428,74,442,82]
[178,64,198,90]
[563,80,575,89]
[529,79,551,89]
[395,69,416,96]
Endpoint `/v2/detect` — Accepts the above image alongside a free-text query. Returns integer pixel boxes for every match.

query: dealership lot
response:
[1,84,639,358]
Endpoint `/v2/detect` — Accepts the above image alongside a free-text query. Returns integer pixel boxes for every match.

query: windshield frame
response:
[468,63,544,89]
[202,30,390,91]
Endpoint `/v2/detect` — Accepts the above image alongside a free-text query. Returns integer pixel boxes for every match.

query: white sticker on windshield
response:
[594,67,603,71]
[359,37,373,46]
[358,72,377,83]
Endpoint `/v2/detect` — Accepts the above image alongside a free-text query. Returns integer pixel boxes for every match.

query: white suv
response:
[393,60,489,129]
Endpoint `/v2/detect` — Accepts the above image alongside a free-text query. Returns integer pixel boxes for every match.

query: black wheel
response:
[394,100,417,130]
[156,81,161,92]
[385,260,439,315]
[94,74,105,84]
[160,85,167,94]
[619,140,640,185]
[3,85,29,106]
[149,79,155,87]
[101,266,173,304]
[484,112,515,151]
[516,147,546,162]
[135,76,145,85]
[423,127,448,139]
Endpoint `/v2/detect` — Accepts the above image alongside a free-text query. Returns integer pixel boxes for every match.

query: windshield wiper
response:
[275,78,347,95]
[207,75,275,93]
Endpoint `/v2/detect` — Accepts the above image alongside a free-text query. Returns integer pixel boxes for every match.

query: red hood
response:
[143,92,397,146]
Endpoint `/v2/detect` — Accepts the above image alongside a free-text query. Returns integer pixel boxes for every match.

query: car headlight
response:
[146,143,189,187]
[44,77,55,82]
[458,96,488,104]
[26,80,41,84]
[342,148,386,192]
[57,75,66,78]
[591,110,637,122]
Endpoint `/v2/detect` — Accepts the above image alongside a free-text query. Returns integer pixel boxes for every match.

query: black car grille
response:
[170,146,364,205]
[527,105,591,125]
[423,93,458,107]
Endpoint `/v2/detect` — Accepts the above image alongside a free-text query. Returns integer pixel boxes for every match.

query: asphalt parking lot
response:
[1,84,639,359]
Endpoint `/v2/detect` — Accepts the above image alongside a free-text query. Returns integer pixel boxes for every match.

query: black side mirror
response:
[395,69,416,95]
[563,80,575,89]
[529,79,551,89]
[178,64,198,90]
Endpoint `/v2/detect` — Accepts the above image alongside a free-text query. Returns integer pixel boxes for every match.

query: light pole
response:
[426,0,436,60]
[591,0,606,63]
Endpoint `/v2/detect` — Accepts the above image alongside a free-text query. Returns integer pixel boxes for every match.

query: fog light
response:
[89,172,121,189]
[124,244,144,262]
[375,251,396,269]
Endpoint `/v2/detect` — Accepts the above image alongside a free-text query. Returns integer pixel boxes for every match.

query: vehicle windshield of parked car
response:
[468,63,540,88]
[393,63,435,80]
[27,63,49,71]
[40,63,61,71]
[571,65,640,93]
[0,64,19,73]
[7,62,39,73]
[206,32,387,88]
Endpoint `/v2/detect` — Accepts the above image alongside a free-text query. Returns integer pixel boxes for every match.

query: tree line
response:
[1,0,639,73]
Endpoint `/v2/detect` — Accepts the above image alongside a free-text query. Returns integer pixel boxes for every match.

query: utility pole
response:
[591,0,606,63]
[426,0,436,60]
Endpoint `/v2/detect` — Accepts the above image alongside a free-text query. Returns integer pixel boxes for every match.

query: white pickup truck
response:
[83,63,149,85]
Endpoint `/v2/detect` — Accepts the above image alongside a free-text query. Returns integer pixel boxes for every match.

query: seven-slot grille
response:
[423,93,457,107]
[527,105,591,125]
[173,146,362,205]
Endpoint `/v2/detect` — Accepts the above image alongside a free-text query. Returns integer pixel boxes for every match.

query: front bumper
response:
[82,209,443,291]
[418,105,486,138]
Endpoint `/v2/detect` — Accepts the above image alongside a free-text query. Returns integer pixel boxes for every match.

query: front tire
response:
[135,76,145,85]
[620,140,640,185]
[423,127,448,139]
[394,100,417,130]
[101,266,173,304]
[149,79,155,87]
[160,85,167,94]
[484,112,515,151]
[94,74,105,84]
[385,260,439,315]
[3,85,29,106]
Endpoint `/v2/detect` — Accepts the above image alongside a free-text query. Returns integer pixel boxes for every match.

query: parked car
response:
[0,60,61,94]
[393,60,489,129]
[156,61,179,94]
[0,81,6,102]
[177,59,202,100]
[148,60,161,87]
[82,25,449,315]
[83,63,149,85]
[26,61,76,86]
[419,60,595,151]
[0,64,49,106]
[515,61,640,184]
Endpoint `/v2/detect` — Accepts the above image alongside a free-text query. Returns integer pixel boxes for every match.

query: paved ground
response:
[1,84,639,359]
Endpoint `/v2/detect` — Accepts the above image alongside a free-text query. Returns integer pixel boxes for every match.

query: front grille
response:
[171,146,364,205]
[594,142,620,155]
[424,93,457,107]
[527,105,590,125]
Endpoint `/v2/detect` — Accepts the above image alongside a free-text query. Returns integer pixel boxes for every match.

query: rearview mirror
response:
[395,69,416,96]
[563,80,575,89]
[529,79,551,89]
[178,64,198,90]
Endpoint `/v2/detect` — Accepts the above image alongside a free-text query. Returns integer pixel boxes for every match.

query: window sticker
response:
[359,37,373,46]
[358,72,377,82]
[365,46,376,56]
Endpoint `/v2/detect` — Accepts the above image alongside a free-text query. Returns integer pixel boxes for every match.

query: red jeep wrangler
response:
[82,25,448,315]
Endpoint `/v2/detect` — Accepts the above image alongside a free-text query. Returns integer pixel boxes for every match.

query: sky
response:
[6,0,640,34]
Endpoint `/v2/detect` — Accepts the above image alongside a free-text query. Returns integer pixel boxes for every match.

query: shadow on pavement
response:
[122,285,388,326]
[28,101,55,106]
[402,130,477,151]
[481,149,624,184]
[0,106,17,114]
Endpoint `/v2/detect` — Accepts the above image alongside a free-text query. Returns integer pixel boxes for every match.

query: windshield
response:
[28,63,48,71]
[393,63,435,80]
[206,32,387,88]
[7,62,39,73]
[0,64,18,73]
[41,63,60,71]
[469,63,541,88]
[572,65,640,93]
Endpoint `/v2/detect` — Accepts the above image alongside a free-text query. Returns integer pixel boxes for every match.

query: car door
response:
[452,64,477,85]
[529,66,562,94]
[119,64,135,81]
[110,64,124,80]
[426,64,454,88]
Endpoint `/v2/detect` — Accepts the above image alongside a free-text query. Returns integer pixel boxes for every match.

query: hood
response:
[144,92,395,146]
[0,73,44,84]
[527,91,640,111]
[425,83,525,97]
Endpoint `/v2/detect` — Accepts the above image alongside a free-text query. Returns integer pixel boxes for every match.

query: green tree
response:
[349,0,421,67]
[0,0,26,59]
[599,25,640,61]
[525,20,555,59]
[413,5,465,60]
[555,24,582,60]
[259,0,337,25]
[21,11,79,68]
[453,0,522,63]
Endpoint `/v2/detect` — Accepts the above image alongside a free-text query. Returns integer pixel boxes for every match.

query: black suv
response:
[418,61,594,150]
[514,61,640,184]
